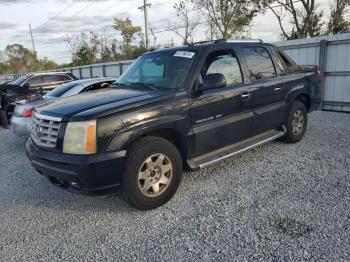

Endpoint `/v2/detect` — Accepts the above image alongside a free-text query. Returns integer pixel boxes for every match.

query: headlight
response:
[63,120,96,154]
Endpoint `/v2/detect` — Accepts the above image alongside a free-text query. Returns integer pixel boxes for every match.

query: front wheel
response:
[284,100,307,143]
[122,136,183,210]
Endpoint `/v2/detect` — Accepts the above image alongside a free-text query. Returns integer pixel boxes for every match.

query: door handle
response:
[241,92,251,99]
[275,86,282,92]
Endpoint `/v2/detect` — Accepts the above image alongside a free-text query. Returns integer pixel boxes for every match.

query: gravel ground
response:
[0,111,349,261]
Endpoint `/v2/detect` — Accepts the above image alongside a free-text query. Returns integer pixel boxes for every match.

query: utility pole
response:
[29,23,37,58]
[139,0,151,49]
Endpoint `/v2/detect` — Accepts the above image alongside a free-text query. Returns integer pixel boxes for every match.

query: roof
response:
[30,71,73,76]
[149,39,267,55]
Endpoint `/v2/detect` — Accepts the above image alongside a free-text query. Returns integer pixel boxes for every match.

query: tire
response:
[122,136,183,210]
[0,110,8,129]
[284,100,307,143]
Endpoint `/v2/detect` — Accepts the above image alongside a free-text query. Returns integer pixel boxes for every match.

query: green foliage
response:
[113,18,144,59]
[63,18,147,66]
[327,0,350,34]
[265,0,330,40]
[191,0,265,38]
[113,18,142,47]
[0,44,57,74]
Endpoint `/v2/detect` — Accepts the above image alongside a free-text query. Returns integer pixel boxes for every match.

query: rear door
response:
[190,48,255,156]
[239,46,287,134]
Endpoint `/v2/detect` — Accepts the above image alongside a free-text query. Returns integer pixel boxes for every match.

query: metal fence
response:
[274,33,350,112]
[57,60,134,79]
[1,33,350,112]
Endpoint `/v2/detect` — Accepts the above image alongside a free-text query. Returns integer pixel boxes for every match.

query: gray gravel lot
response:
[0,111,349,261]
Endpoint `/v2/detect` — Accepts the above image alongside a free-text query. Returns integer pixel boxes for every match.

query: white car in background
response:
[11,77,117,138]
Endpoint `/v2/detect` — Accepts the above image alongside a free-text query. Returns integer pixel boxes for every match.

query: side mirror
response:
[200,73,226,90]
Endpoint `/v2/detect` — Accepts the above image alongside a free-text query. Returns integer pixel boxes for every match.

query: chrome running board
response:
[187,128,286,170]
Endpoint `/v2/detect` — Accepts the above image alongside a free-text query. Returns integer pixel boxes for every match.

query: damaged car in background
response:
[11,77,116,138]
[0,72,77,128]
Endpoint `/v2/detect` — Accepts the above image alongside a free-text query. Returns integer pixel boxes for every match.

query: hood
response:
[36,87,174,121]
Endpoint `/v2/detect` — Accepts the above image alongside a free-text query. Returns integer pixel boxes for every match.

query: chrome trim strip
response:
[199,131,285,168]
[33,112,62,122]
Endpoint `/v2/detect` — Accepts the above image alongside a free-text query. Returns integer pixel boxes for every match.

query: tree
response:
[169,1,200,44]
[327,0,350,34]
[65,32,100,66]
[191,0,265,38]
[4,44,37,73]
[266,0,324,40]
[113,17,142,58]
[0,44,57,73]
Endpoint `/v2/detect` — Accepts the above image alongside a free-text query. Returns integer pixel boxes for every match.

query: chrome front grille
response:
[31,112,62,148]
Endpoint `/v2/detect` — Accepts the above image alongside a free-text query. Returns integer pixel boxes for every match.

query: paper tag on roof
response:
[173,51,195,59]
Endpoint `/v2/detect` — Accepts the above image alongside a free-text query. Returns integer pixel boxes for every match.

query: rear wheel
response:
[122,136,183,210]
[0,110,8,128]
[284,100,307,143]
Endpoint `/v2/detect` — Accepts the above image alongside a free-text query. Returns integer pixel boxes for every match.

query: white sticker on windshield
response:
[173,51,195,59]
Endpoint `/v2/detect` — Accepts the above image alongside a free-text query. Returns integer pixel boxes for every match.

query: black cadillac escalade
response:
[26,39,322,210]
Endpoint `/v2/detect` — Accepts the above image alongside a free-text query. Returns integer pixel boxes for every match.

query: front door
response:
[190,49,255,157]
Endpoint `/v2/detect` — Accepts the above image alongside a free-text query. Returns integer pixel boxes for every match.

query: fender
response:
[285,83,311,107]
[104,114,192,153]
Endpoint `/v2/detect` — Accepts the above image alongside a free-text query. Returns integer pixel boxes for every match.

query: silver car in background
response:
[10,77,117,138]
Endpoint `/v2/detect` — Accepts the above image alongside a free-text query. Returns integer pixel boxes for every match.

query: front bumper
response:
[26,138,126,195]
[10,115,31,139]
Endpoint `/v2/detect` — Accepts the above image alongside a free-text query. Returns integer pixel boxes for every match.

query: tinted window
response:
[25,76,42,86]
[43,75,67,84]
[117,51,196,89]
[206,53,242,85]
[242,47,276,80]
[12,75,31,86]
[274,48,300,73]
[142,59,164,77]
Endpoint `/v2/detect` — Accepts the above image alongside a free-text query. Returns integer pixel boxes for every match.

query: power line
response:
[32,3,73,31]
[32,1,96,33]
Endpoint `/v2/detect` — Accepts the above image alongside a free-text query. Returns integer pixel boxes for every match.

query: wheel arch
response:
[105,116,190,163]
[287,88,311,111]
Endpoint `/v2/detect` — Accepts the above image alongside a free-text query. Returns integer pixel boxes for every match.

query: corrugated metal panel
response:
[92,66,103,77]
[105,65,119,77]
[275,33,350,112]
[81,68,90,78]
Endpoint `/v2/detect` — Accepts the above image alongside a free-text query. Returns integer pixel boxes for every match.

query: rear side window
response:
[274,48,300,73]
[43,75,68,83]
[205,53,242,85]
[241,47,276,80]
[25,76,42,86]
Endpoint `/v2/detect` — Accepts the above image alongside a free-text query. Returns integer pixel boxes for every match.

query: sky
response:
[0,0,331,64]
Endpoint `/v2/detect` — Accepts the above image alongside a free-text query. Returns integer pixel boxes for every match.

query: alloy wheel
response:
[138,153,173,197]
[292,109,304,135]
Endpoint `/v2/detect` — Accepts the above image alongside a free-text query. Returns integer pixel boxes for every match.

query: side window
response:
[43,75,66,84]
[241,47,276,80]
[62,75,72,81]
[205,52,242,85]
[25,76,42,86]
[275,48,300,73]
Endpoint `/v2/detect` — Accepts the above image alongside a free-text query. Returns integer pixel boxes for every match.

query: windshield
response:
[46,81,80,97]
[117,50,197,89]
[12,75,31,86]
